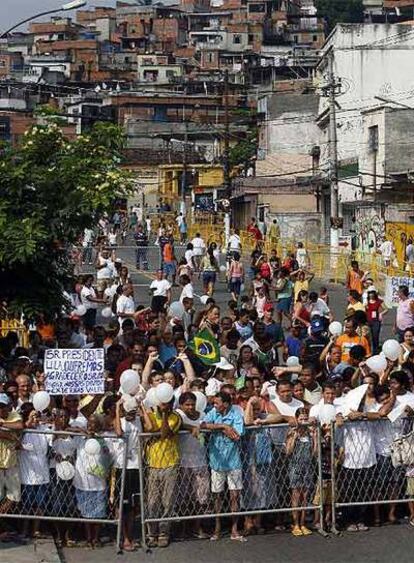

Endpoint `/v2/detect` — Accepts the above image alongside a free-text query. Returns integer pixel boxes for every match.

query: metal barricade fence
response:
[1,428,128,553]
[136,423,325,546]
[331,418,414,532]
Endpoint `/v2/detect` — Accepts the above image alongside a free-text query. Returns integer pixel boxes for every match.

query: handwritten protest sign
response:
[385,275,414,307]
[44,348,105,395]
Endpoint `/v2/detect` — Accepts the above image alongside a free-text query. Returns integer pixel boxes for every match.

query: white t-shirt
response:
[296,248,307,269]
[150,279,171,297]
[97,256,115,280]
[175,409,207,469]
[191,237,206,256]
[379,240,393,259]
[108,233,117,245]
[83,228,93,246]
[116,294,135,324]
[309,298,330,319]
[228,234,241,252]
[81,286,97,310]
[73,436,107,491]
[180,283,194,303]
[343,403,377,469]
[109,418,142,470]
[185,249,194,266]
[20,426,51,485]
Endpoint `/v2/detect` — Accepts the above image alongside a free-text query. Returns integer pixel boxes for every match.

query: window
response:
[249,3,265,12]
[313,35,318,42]
[233,34,241,44]
[248,34,254,44]
[0,60,6,67]
[368,125,379,152]
[293,35,298,44]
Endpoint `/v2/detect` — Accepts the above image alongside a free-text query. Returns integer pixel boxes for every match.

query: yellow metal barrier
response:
[0,320,30,348]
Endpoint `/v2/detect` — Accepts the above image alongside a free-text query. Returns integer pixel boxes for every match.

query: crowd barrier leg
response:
[116,437,129,554]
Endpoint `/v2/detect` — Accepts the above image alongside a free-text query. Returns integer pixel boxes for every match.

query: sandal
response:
[157,535,169,548]
[230,534,247,542]
[409,520,414,527]
[291,526,303,537]
[146,536,157,548]
[301,526,312,536]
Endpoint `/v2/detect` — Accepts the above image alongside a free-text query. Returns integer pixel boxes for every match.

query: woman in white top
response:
[19,403,51,538]
[179,274,194,303]
[176,391,209,538]
[399,328,414,365]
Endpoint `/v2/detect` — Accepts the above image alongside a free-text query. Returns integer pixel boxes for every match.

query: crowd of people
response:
[2,214,414,552]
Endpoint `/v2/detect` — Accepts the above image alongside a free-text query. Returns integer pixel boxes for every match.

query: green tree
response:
[316,0,364,32]
[0,122,133,317]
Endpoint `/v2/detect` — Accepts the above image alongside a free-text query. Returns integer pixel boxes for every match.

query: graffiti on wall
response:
[354,206,386,253]
[386,222,414,267]
[268,213,322,243]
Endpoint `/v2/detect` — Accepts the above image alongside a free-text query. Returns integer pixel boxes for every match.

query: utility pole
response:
[223,69,231,247]
[181,112,188,215]
[327,53,340,250]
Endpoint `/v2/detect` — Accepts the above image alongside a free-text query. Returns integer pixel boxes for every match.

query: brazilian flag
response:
[189,328,220,365]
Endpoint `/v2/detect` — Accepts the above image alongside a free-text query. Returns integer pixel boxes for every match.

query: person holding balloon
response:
[145,382,181,548]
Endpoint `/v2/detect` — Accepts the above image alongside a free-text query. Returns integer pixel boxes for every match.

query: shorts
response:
[151,295,168,314]
[202,272,216,286]
[178,467,210,509]
[277,297,292,313]
[0,466,21,502]
[407,477,414,497]
[163,262,176,277]
[96,278,111,293]
[313,480,332,505]
[22,484,49,513]
[230,278,242,295]
[211,469,242,493]
[115,468,140,507]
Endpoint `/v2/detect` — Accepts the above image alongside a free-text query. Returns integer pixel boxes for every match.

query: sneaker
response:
[357,523,369,531]
[157,535,170,548]
[346,524,359,532]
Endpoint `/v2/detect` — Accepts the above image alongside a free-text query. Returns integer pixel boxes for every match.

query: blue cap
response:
[311,318,324,333]
[0,393,10,406]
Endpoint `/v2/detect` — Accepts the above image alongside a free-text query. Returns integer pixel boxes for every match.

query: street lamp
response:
[0,0,87,38]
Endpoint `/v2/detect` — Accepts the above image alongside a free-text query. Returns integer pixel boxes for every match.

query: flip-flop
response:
[230,535,247,542]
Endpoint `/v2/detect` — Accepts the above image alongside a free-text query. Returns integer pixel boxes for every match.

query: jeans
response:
[147,466,178,537]
[136,247,148,270]
[368,320,381,353]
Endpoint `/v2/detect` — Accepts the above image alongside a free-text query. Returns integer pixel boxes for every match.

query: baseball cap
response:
[0,393,11,406]
[263,303,274,312]
[311,318,324,333]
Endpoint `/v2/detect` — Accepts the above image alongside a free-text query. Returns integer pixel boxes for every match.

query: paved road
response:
[58,525,414,563]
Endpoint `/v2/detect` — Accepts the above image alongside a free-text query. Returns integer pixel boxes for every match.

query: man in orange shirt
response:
[162,240,177,286]
[346,260,366,295]
[335,318,371,363]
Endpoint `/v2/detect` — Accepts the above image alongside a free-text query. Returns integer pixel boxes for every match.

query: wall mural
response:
[268,213,322,243]
[354,205,386,253]
[386,222,414,267]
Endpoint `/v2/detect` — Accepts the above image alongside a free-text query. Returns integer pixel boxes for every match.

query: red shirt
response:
[366,299,383,322]
[260,262,272,280]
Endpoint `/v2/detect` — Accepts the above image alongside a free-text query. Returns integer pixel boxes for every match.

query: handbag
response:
[390,431,414,467]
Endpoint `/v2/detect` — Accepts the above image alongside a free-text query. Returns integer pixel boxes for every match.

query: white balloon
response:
[168,301,184,318]
[155,382,174,404]
[122,395,137,413]
[199,295,210,305]
[329,321,342,336]
[120,369,140,394]
[56,461,75,481]
[101,306,112,318]
[145,387,161,408]
[220,265,227,272]
[286,356,300,367]
[75,304,87,316]
[32,391,50,412]
[194,391,207,413]
[366,354,387,375]
[85,438,101,456]
[319,404,337,425]
[382,339,400,362]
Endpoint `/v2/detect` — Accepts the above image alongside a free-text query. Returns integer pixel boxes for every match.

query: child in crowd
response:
[285,408,317,537]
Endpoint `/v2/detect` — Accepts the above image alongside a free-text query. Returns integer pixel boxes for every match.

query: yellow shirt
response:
[0,411,22,469]
[294,280,309,302]
[146,411,181,469]
[347,302,365,312]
